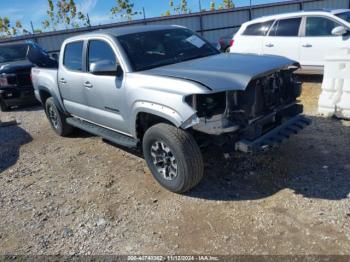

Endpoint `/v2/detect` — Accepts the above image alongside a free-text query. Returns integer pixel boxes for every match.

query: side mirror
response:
[90,61,121,76]
[332,26,348,36]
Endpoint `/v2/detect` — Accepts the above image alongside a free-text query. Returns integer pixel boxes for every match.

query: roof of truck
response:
[104,25,184,36]
[66,25,183,41]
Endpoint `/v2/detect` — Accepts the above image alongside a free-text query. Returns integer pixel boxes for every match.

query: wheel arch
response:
[134,110,179,140]
[38,86,66,114]
[132,102,184,140]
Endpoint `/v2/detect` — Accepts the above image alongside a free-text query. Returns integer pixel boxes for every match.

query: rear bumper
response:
[0,87,38,107]
[235,115,311,153]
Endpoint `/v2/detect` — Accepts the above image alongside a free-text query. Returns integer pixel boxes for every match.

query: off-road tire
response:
[45,97,73,136]
[0,99,9,112]
[143,123,204,193]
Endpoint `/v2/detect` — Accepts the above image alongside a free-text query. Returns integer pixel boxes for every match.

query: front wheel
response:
[45,97,74,137]
[143,123,204,193]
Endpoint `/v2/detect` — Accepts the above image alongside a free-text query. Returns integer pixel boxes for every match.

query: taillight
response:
[0,74,8,87]
[229,39,234,47]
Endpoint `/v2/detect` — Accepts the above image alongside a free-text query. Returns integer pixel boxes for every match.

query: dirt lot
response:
[0,79,350,255]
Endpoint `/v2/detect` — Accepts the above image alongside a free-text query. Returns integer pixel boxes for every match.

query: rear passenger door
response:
[262,17,302,61]
[232,21,274,54]
[58,41,90,120]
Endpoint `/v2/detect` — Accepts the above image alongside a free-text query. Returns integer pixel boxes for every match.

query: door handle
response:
[265,43,274,47]
[302,44,312,48]
[59,78,67,84]
[84,81,93,88]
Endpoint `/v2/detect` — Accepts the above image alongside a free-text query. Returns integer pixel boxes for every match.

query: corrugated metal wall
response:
[1,0,349,53]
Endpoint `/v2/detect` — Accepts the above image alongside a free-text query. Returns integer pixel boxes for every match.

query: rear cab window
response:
[269,17,302,37]
[63,41,84,71]
[242,21,274,36]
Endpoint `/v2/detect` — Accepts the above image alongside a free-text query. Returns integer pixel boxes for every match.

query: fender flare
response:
[130,101,184,138]
[37,86,67,114]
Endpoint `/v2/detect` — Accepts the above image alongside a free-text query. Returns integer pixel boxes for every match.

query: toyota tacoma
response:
[30,25,310,193]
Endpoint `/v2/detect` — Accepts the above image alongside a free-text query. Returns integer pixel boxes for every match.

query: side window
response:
[269,18,302,37]
[306,17,340,36]
[243,21,274,36]
[88,40,117,70]
[63,41,84,71]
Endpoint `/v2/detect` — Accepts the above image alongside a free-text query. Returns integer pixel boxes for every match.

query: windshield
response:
[0,44,28,63]
[335,11,350,23]
[117,28,220,71]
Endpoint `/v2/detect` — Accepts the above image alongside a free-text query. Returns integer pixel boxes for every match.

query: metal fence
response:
[1,0,350,53]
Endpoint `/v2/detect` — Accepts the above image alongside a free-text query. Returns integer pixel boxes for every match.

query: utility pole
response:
[143,7,146,20]
[299,0,304,10]
[87,13,91,27]
[30,21,39,43]
[142,7,147,25]
[30,21,35,34]
[198,0,204,36]
[249,0,253,20]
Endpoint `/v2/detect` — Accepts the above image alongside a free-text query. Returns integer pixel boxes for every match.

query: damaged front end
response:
[185,67,311,152]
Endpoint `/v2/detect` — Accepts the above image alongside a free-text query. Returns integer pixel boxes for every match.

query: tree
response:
[180,0,188,14]
[210,1,216,11]
[167,0,190,15]
[0,17,29,37]
[42,0,90,30]
[0,17,11,36]
[162,10,171,16]
[42,0,56,30]
[111,0,140,21]
[222,0,235,9]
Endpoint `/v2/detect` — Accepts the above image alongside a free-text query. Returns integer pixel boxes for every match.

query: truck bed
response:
[31,67,59,105]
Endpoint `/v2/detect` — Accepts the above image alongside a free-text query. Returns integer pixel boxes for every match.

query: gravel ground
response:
[0,78,350,255]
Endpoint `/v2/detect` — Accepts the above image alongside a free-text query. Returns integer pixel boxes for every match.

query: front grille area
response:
[16,72,32,87]
[234,70,300,121]
[4,69,33,88]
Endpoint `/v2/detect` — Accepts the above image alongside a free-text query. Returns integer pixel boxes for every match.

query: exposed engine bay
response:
[186,68,303,141]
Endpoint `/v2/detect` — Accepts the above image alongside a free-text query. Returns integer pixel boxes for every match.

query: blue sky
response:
[0,0,289,31]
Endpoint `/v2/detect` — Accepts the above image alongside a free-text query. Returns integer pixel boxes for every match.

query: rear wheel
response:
[143,123,204,193]
[45,97,73,136]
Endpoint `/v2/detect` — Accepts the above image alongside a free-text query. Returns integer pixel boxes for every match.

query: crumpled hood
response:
[144,53,298,92]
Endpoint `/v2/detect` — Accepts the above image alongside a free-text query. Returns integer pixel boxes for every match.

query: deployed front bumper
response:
[235,115,311,153]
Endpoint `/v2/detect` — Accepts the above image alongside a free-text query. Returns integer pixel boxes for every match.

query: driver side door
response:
[83,39,129,134]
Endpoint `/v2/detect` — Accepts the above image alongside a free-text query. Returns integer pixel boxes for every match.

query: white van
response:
[230,9,350,74]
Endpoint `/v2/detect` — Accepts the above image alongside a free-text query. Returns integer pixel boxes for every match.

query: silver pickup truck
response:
[31,25,310,193]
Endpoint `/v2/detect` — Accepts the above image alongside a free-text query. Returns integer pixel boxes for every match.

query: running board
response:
[66,117,138,148]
